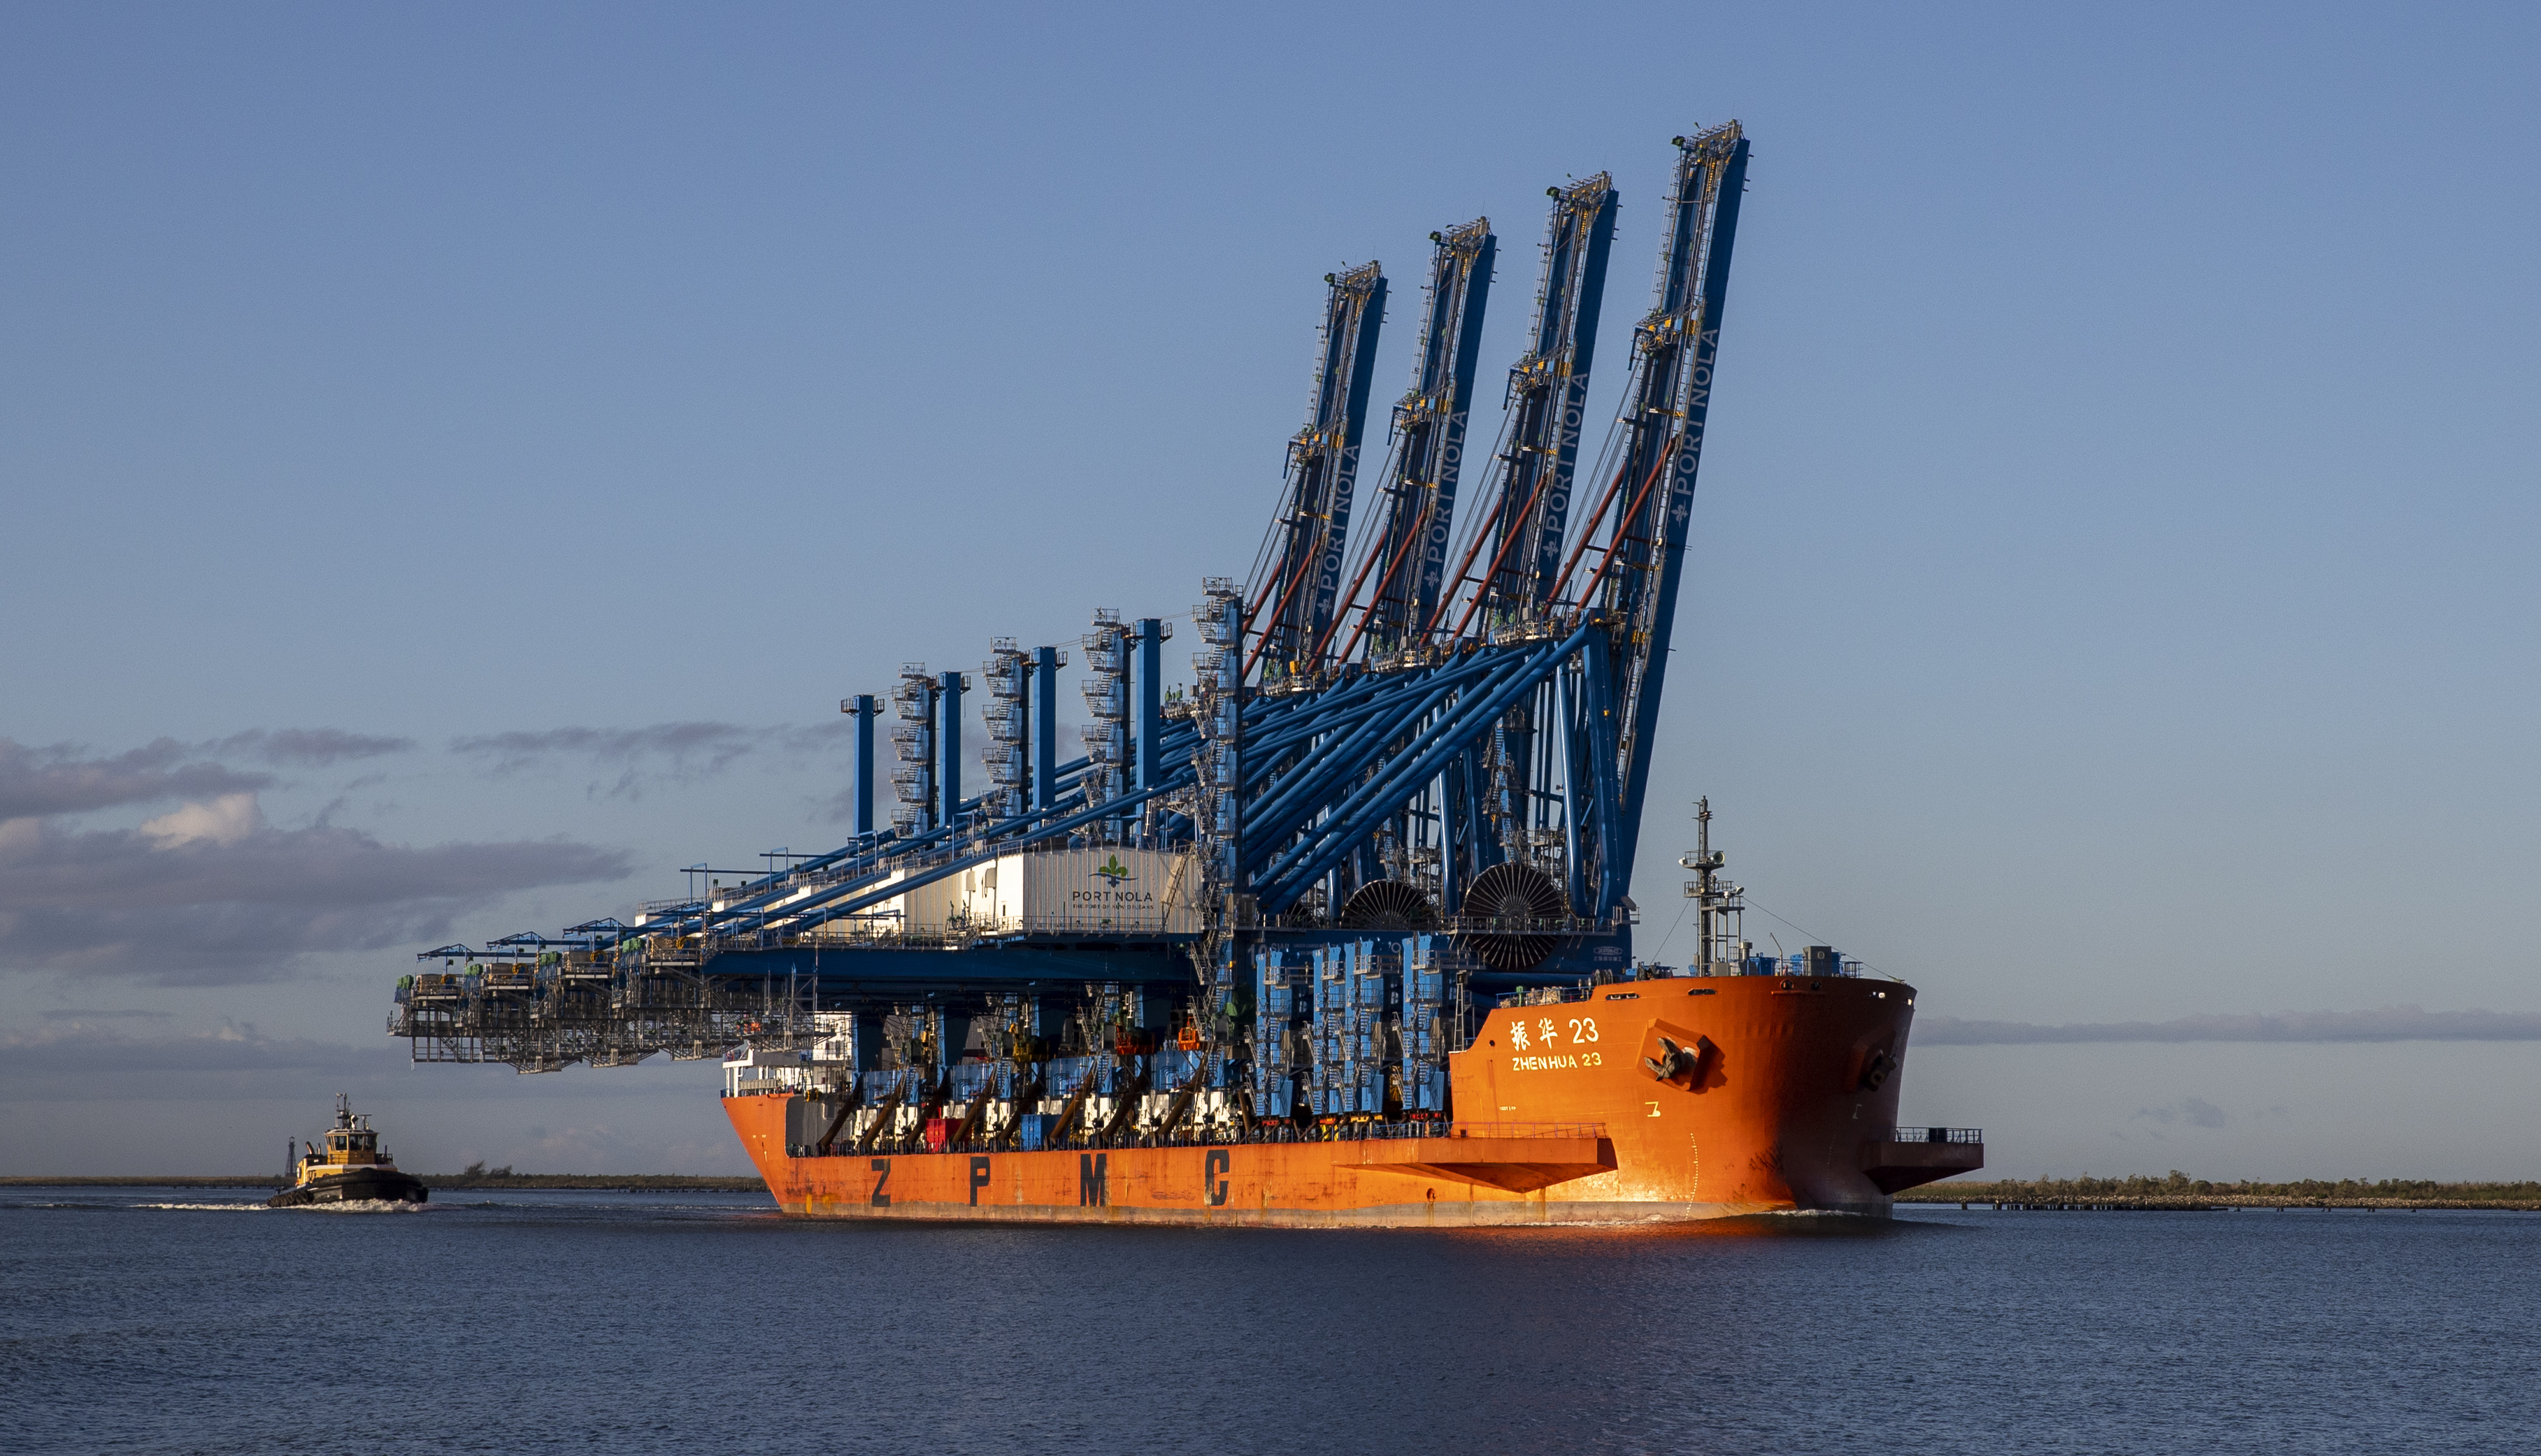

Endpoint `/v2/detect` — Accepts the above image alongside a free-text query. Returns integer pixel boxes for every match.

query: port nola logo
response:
[1076,855,1156,905]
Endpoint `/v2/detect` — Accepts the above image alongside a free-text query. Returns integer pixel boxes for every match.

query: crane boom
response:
[1454,175,1616,633]
[1345,219,1495,660]
[1250,262,1386,684]
[1596,124,1749,880]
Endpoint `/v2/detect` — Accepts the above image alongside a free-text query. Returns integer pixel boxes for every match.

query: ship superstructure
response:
[387,124,1983,1220]
[271,1095,428,1206]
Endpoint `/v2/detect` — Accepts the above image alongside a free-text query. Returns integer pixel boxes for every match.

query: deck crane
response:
[386,131,1754,1137]
[1248,262,1386,685]
[1439,175,1617,637]
[1329,219,1496,663]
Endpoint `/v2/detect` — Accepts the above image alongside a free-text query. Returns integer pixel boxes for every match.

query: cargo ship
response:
[714,800,1980,1225]
[722,970,1978,1226]
[270,1095,429,1206]
[385,123,1983,1223]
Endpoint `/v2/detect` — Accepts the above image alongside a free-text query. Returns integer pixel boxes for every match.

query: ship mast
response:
[1680,798,1742,974]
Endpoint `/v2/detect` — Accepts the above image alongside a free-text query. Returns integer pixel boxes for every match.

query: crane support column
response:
[889,668,936,835]
[937,670,965,831]
[1194,580,1245,895]
[840,694,879,835]
[1135,617,1166,795]
[1032,646,1061,812]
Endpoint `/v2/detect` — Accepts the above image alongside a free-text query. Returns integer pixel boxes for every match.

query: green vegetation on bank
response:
[1904,1172,2541,1208]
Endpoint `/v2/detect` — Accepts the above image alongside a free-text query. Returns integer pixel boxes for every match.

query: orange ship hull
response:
[729,976,1980,1225]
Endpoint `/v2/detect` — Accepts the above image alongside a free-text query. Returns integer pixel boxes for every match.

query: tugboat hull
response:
[268,1169,429,1206]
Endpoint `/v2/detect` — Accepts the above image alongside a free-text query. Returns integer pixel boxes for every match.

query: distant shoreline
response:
[2,1174,767,1192]
[1903,1178,2541,1211]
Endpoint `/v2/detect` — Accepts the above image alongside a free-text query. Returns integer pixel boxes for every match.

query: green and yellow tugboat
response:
[269,1094,428,1206]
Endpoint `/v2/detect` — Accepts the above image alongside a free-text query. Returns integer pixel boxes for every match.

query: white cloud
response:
[139,792,264,846]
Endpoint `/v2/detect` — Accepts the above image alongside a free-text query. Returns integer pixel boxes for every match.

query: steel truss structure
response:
[390,127,1754,1126]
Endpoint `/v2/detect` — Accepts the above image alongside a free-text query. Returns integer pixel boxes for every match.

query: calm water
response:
[4,1187,2535,1454]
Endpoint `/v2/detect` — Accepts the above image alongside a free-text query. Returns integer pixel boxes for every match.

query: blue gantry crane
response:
[1250,261,1387,686]
[1334,218,1495,665]
[1447,173,1619,635]
[392,127,1754,1120]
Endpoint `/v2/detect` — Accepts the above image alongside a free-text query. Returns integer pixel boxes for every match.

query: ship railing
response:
[1240,911,1603,938]
[1294,1119,1603,1144]
[1496,985,1595,1007]
[1888,1127,1984,1145]
[1312,1118,1454,1142]
[1413,1118,1584,1144]
[775,1115,1611,1158]
[781,910,1199,950]
[686,865,878,914]
[1688,957,1870,979]
[1443,1120,1606,1140]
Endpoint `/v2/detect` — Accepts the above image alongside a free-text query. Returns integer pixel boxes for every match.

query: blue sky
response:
[3,2,2535,1178]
